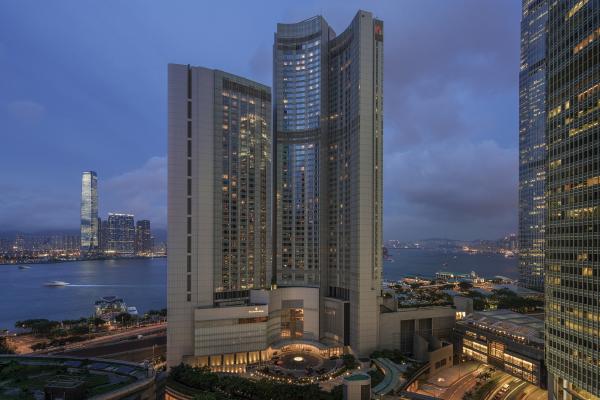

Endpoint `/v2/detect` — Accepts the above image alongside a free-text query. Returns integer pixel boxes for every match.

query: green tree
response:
[115,312,134,325]
[342,354,358,369]
[0,337,14,354]
[192,393,217,400]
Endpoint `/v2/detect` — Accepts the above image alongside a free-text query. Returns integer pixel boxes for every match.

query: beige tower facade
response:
[167,65,272,367]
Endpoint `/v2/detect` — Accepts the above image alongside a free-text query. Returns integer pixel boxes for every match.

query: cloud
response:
[0,157,167,232]
[6,100,46,121]
[380,0,519,151]
[0,183,79,231]
[101,156,167,228]
[249,44,272,86]
[384,140,518,241]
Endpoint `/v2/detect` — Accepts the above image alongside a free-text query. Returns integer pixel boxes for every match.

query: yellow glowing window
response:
[578,83,600,101]
[577,253,589,261]
[549,105,562,118]
[574,27,600,54]
[587,176,600,187]
[566,0,589,20]
[569,120,599,137]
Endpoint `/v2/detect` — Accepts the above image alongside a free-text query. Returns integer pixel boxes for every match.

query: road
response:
[57,332,166,361]
[27,322,166,355]
[414,362,548,400]
[442,366,486,400]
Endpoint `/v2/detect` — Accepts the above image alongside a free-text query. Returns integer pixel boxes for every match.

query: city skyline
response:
[0,0,520,241]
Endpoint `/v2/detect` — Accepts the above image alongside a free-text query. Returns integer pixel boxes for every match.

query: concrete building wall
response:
[268,287,319,342]
[350,10,383,357]
[168,63,208,367]
[194,305,268,356]
[167,64,271,367]
[378,307,456,352]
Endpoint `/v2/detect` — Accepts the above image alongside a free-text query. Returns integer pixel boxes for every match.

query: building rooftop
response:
[492,284,543,297]
[344,373,371,382]
[458,309,544,346]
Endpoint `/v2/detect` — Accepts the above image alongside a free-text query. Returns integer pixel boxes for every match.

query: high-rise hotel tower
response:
[167,66,272,367]
[80,171,99,254]
[168,10,382,369]
[545,0,600,398]
[274,10,383,355]
[518,0,548,292]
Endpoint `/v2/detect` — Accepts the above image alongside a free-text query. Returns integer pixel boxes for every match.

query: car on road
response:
[493,383,511,400]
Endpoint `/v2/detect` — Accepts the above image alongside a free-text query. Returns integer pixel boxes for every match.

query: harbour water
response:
[0,258,166,330]
[0,249,517,331]
[382,248,517,281]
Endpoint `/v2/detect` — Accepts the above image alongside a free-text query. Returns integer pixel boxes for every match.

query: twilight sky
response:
[0,0,521,241]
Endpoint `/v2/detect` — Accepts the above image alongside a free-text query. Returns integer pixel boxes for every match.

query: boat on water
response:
[18,265,31,270]
[44,281,70,287]
[127,306,139,316]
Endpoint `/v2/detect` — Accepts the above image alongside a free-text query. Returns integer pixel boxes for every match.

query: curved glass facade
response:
[280,39,321,131]
[518,0,547,291]
[274,11,383,355]
[274,16,330,286]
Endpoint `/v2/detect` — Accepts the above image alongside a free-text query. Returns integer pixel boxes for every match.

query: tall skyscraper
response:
[168,65,272,366]
[135,219,153,254]
[99,219,109,253]
[106,213,135,255]
[167,10,382,370]
[274,10,383,355]
[545,0,600,398]
[518,0,548,292]
[80,171,99,254]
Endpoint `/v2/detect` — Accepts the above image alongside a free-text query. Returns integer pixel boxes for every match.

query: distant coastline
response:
[0,254,166,267]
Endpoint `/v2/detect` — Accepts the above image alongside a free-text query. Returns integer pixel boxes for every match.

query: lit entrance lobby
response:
[184,288,344,375]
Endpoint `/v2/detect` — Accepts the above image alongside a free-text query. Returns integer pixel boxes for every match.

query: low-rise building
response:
[454,309,546,388]
[343,373,371,400]
[378,304,456,356]
[182,288,343,373]
[94,296,128,321]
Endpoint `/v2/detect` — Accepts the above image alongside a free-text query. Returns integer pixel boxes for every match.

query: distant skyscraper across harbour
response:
[545,0,600,398]
[106,213,135,256]
[135,219,153,255]
[518,0,547,292]
[80,171,99,254]
[99,219,108,253]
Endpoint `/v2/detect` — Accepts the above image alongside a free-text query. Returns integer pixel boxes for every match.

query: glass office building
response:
[80,171,98,254]
[106,213,135,255]
[135,219,153,254]
[518,0,548,292]
[545,0,600,398]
